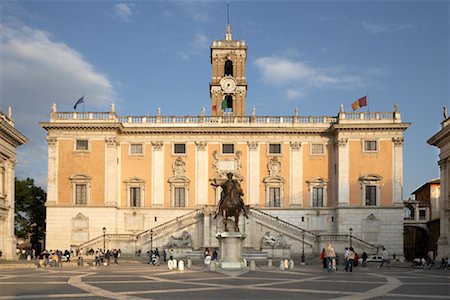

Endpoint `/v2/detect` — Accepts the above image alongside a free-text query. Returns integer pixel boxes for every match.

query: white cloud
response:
[192,33,209,49]
[115,3,133,22]
[362,22,413,34]
[0,22,115,188]
[254,56,367,100]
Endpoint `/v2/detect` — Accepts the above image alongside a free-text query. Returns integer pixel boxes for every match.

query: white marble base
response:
[216,231,247,269]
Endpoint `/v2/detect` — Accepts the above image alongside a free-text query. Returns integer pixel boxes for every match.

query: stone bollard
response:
[268,259,273,267]
[178,260,184,271]
[209,261,216,271]
[168,260,174,270]
[289,260,295,270]
[279,260,285,270]
[250,260,256,271]
[284,259,289,269]
[187,259,192,268]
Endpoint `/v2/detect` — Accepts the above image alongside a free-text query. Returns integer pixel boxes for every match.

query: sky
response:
[1,0,449,196]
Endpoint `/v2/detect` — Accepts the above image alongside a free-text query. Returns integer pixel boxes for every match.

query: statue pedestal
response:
[216,232,247,269]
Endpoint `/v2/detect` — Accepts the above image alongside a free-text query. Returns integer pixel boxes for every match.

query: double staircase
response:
[76,207,379,255]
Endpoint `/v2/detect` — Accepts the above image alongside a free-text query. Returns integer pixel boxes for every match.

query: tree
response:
[15,178,46,253]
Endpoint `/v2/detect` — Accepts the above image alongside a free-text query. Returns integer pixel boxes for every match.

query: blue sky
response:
[1,1,448,196]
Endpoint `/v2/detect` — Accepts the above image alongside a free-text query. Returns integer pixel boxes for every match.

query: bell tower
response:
[210,21,247,116]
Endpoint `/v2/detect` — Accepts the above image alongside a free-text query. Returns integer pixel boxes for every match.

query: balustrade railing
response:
[250,208,318,243]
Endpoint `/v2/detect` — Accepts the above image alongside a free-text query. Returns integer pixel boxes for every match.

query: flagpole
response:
[366,92,369,112]
[83,93,85,113]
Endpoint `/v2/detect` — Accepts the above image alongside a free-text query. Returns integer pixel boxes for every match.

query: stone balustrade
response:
[50,111,401,126]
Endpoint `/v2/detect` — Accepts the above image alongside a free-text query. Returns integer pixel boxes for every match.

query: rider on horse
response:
[212,173,249,219]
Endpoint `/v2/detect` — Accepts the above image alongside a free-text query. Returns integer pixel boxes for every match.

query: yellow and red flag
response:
[351,96,367,111]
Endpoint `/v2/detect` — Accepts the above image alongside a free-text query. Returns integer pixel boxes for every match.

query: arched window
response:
[224,95,233,112]
[224,60,233,76]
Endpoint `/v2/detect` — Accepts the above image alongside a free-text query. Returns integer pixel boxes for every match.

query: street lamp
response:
[301,231,305,264]
[150,229,153,251]
[102,227,106,252]
[349,227,353,248]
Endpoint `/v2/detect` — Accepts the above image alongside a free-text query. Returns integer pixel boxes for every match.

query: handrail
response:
[319,234,379,252]
[137,209,204,241]
[250,208,318,242]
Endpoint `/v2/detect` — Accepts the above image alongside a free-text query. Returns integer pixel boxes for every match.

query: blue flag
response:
[73,96,84,109]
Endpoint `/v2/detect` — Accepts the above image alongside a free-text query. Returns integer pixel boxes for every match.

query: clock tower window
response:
[224,60,233,76]
[223,95,233,112]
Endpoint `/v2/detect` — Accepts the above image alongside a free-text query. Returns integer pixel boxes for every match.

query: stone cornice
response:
[331,123,410,132]
[40,122,123,132]
[428,123,450,147]
[0,119,27,146]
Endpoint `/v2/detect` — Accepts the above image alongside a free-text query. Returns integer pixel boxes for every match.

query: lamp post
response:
[102,227,106,252]
[349,227,353,248]
[150,229,153,251]
[301,231,305,264]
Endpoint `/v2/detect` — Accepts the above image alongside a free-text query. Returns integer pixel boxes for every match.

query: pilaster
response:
[105,137,119,206]
[46,137,58,206]
[437,158,450,258]
[247,141,260,207]
[195,142,208,206]
[337,138,349,206]
[151,141,164,207]
[290,141,303,206]
[5,159,16,259]
[392,137,404,206]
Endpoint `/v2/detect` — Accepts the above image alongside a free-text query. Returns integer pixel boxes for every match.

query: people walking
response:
[325,243,336,272]
[361,251,368,267]
[320,248,327,269]
[345,247,355,272]
[379,247,390,269]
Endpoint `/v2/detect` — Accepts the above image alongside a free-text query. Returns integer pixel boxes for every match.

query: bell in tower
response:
[210,21,247,116]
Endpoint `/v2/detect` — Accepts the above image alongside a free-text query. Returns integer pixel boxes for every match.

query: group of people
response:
[94,248,121,266]
[320,243,390,272]
[203,248,218,265]
[147,248,168,266]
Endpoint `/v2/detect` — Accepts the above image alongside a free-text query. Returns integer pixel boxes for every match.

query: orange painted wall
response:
[58,139,105,205]
[164,143,196,207]
[120,143,152,207]
[302,143,331,207]
[207,143,221,205]
[258,143,290,207]
[348,140,393,206]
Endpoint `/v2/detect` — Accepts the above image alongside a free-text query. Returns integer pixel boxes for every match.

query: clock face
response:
[220,77,237,93]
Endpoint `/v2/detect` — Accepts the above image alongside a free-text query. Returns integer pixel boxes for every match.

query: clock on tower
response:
[210,23,247,116]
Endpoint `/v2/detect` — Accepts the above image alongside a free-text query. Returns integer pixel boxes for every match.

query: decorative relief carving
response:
[212,150,242,176]
[290,141,302,150]
[247,141,258,151]
[152,141,164,151]
[268,157,282,176]
[105,137,119,147]
[195,141,207,151]
[337,138,348,147]
[392,137,404,146]
[172,157,186,176]
[47,137,57,146]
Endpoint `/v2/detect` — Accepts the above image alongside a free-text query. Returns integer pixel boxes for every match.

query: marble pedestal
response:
[216,232,247,269]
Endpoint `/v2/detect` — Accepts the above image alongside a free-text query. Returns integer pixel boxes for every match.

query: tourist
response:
[379,247,390,269]
[325,243,336,272]
[345,247,355,272]
[320,248,327,268]
[361,251,368,267]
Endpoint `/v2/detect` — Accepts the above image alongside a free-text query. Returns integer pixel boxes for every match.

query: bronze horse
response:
[212,173,248,232]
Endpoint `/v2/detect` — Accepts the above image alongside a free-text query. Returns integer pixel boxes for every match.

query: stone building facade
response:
[0,108,27,259]
[428,109,450,259]
[40,25,409,258]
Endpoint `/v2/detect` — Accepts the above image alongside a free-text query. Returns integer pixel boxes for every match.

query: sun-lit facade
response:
[41,25,409,258]
[0,108,28,259]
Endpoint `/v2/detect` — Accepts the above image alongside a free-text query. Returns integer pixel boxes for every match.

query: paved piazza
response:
[0,262,449,300]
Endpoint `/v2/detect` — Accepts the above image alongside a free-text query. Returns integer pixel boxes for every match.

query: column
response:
[46,137,58,205]
[195,142,208,206]
[151,141,164,207]
[437,158,449,258]
[337,138,349,206]
[392,137,404,206]
[290,141,303,206]
[5,159,16,259]
[247,141,260,207]
[105,137,119,206]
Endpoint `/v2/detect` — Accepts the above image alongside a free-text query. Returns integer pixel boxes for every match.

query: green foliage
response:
[15,178,46,247]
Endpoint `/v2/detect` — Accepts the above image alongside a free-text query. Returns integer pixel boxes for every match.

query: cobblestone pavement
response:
[0,261,449,299]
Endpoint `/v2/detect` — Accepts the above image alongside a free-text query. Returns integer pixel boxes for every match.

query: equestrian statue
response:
[211,173,249,232]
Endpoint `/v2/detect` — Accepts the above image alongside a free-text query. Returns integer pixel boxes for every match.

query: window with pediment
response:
[69,174,91,205]
[125,177,145,207]
[359,174,382,206]
[307,177,328,207]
